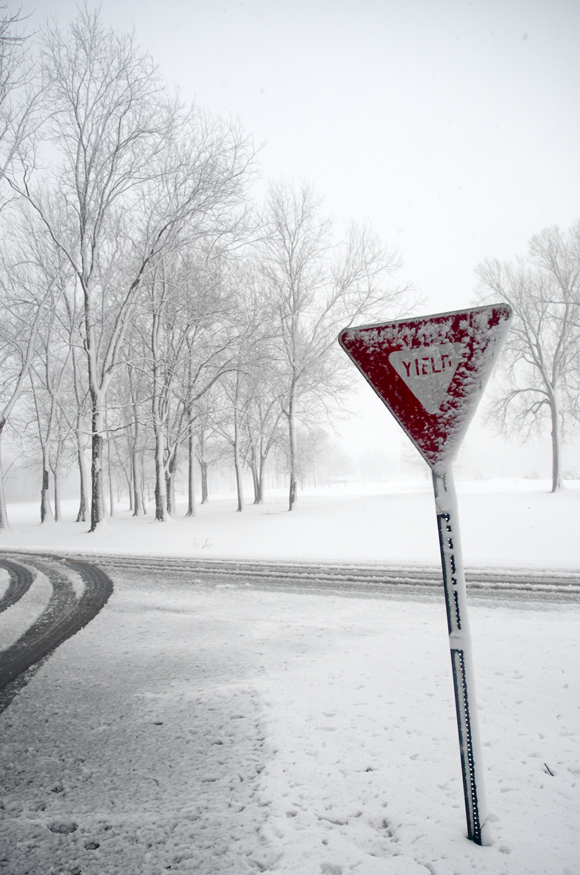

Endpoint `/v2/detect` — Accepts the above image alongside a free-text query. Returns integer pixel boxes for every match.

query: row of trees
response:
[0,8,407,530]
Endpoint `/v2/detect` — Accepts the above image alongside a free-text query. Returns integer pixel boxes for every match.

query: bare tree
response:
[476,220,580,492]
[259,181,407,510]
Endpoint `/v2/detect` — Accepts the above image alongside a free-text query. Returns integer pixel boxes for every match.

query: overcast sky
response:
[14,0,580,476]
[22,0,580,311]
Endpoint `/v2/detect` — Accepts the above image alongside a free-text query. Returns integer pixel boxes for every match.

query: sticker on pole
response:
[339,304,512,471]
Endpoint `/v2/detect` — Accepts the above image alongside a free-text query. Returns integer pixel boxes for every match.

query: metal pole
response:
[432,468,490,845]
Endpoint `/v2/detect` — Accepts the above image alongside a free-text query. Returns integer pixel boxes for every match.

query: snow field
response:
[1,570,578,874]
[2,479,580,570]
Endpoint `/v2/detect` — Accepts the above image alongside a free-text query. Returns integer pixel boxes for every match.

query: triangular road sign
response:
[339,304,512,471]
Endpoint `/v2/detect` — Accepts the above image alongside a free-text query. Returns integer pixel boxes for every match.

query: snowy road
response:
[1,550,578,708]
[93,553,580,599]
[4,549,580,601]
[0,552,578,874]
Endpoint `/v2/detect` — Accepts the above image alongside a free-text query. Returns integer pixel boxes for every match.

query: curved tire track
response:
[0,557,113,712]
[0,558,34,613]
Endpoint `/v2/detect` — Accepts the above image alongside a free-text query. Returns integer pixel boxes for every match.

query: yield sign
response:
[339,304,512,471]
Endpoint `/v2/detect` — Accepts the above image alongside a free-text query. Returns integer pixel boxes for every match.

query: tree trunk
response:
[153,421,167,521]
[76,443,88,523]
[197,425,210,504]
[288,385,298,511]
[257,452,266,504]
[254,472,264,504]
[186,426,196,517]
[131,447,142,516]
[250,446,261,504]
[165,470,171,515]
[127,467,133,511]
[169,448,177,515]
[73,347,89,522]
[40,461,53,523]
[53,468,61,522]
[200,461,209,504]
[550,395,562,492]
[251,465,260,504]
[165,449,177,516]
[233,412,244,513]
[139,459,148,516]
[89,395,106,532]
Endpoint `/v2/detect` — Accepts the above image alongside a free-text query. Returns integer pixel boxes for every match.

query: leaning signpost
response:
[339,304,513,846]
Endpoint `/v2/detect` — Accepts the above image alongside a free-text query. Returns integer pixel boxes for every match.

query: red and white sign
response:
[339,304,512,471]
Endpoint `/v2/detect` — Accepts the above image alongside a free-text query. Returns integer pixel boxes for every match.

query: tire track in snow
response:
[0,557,113,712]
[0,558,34,613]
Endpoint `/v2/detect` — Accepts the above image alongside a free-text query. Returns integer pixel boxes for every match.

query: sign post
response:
[432,466,488,844]
[339,304,512,845]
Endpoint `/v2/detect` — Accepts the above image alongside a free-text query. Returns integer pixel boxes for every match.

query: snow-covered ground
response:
[2,477,580,569]
[1,480,579,874]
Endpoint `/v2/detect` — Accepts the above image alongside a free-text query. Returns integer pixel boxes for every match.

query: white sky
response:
[21,0,580,311]
[12,0,580,477]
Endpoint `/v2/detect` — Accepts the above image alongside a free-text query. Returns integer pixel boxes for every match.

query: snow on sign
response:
[338,304,512,472]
